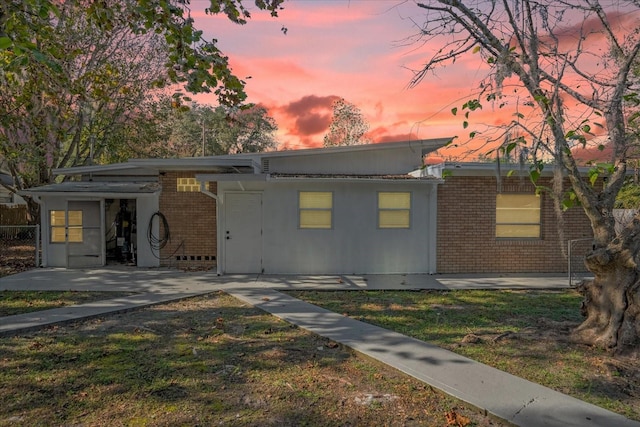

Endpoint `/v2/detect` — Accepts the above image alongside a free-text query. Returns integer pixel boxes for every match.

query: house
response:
[0,159,26,206]
[20,139,593,274]
[1,161,29,226]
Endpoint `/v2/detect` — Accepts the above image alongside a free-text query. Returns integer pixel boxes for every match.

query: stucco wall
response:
[436,175,593,273]
[215,180,438,275]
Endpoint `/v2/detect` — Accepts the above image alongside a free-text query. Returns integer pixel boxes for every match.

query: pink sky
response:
[190,0,490,153]
[189,1,636,160]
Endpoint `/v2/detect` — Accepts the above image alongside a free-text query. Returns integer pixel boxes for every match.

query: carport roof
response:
[20,181,161,196]
[53,157,258,176]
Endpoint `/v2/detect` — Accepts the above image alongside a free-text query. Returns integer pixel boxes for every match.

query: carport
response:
[21,182,161,268]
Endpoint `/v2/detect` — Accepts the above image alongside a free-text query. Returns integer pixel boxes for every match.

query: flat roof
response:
[20,181,161,196]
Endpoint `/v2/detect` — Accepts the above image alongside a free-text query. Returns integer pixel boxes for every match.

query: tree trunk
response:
[24,197,41,226]
[572,215,640,358]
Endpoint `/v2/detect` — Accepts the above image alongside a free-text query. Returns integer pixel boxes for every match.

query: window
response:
[50,210,83,243]
[177,177,208,192]
[378,192,411,228]
[496,194,541,238]
[299,191,332,229]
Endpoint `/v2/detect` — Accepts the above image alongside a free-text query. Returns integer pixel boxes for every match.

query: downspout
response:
[199,182,219,203]
[199,182,222,275]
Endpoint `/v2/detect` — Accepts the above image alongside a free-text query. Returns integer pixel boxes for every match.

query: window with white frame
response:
[496,194,541,238]
[299,191,333,229]
[378,192,411,229]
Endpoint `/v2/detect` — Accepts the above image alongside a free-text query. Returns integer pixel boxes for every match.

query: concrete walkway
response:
[0,268,636,427]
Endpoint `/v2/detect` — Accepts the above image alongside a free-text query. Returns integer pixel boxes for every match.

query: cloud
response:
[262,95,342,148]
[283,95,337,116]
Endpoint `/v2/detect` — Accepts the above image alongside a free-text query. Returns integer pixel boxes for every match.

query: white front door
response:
[224,192,263,273]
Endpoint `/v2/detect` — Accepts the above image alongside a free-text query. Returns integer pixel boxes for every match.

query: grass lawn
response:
[0,291,135,317]
[0,292,502,426]
[286,289,640,421]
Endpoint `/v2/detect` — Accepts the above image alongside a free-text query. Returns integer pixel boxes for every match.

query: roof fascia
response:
[54,158,260,176]
[19,190,159,198]
[267,176,442,185]
[129,157,259,171]
[444,162,592,177]
[250,138,452,160]
[196,173,269,182]
[54,163,138,176]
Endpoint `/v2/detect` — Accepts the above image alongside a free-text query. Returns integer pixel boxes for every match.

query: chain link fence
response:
[0,225,40,275]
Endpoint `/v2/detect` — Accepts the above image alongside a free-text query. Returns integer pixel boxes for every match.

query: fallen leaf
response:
[445,410,471,427]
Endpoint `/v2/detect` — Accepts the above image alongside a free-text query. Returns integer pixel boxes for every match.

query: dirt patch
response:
[0,243,36,278]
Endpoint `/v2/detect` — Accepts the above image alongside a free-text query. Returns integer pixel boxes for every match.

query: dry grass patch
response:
[0,292,503,427]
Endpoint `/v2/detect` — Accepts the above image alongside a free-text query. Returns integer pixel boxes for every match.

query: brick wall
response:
[158,171,217,270]
[436,175,593,273]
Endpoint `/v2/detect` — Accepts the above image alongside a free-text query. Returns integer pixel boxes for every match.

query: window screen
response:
[299,192,332,229]
[496,194,541,238]
[378,192,411,228]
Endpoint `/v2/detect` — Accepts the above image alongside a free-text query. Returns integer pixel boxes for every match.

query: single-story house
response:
[21,139,593,274]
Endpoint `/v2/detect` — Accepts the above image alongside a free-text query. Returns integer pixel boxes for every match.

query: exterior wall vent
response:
[262,159,270,173]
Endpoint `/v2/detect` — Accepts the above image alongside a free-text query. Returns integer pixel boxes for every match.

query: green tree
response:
[411,0,640,356]
[214,104,279,154]
[323,98,371,147]
[0,0,284,221]
[0,0,284,102]
[114,97,278,160]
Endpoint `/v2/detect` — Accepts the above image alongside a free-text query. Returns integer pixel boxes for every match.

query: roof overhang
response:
[267,174,443,184]
[195,173,269,182]
[443,162,593,177]
[54,158,260,177]
[131,157,260,173]
[246,138,451,160]
[19,182,161,198]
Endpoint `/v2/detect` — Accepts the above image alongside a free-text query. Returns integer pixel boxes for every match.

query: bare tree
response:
[323,98,371,147]
[410,0,640,356]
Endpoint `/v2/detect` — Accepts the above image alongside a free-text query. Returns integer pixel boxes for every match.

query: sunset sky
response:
[190,0,492,155]
[188,0,636,161]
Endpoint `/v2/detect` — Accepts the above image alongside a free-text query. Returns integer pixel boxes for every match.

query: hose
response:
[147,211,170,251]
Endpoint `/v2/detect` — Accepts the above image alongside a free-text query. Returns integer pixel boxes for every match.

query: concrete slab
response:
[0,267,226,293]
[232,273,571,290]
[0,291,206,336]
